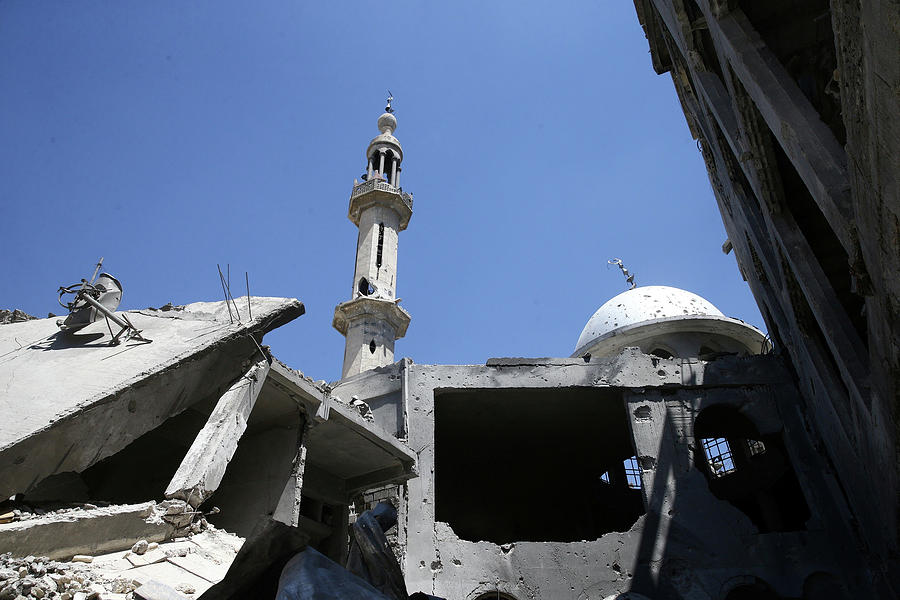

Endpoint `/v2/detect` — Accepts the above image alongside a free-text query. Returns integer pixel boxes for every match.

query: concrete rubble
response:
[0,527,243,600]
[0,310,36,325]
[0,295,419,599]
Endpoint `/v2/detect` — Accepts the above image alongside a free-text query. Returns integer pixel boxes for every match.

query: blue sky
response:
[0,1,763,382]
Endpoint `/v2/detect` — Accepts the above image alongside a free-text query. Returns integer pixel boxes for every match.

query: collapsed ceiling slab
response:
[0,297,304,499]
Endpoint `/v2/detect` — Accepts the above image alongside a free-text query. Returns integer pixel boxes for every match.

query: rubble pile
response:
[0,310,36,325]
[0,552,136,600]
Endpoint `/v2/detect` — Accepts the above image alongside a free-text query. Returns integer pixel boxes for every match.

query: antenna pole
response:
[608,258,636,289]
[88,257,104,285]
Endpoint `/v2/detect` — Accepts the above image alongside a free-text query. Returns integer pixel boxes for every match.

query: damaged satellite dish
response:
[56,258,150,345]
[57,272,123,332]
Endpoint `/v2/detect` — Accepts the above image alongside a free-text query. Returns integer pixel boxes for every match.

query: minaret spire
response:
[333,100,413,378]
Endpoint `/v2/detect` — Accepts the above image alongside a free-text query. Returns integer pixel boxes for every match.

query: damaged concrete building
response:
[2,2,899,596]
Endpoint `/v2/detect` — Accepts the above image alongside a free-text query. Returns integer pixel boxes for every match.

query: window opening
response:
[624,456,642,490]
[369,339,376,354]
[474,593,519,600]
[701,437,736,477]
[376,223,384,269]
[694,405,810,532]
[435,388,644,543]
[746,439,767,457]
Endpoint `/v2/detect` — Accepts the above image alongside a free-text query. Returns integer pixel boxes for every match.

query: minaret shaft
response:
[352,206,400,300]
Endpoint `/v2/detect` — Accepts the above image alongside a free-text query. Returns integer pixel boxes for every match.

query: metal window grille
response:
[624,456,642,489]
[701,437,735,477]
[746,438,766,456]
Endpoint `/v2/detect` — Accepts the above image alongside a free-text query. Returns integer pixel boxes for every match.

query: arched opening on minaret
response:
[374,150,398,186]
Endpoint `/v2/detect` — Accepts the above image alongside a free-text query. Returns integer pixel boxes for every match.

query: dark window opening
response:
[737,0,845,145]
[358,278,374,296]
[435,388,644,544]
[694,405,810,532]
[725,577,782,600]
[376,223,384,269]
[747,439,767,457]
[474,593,519,600]
[382,151,395,184]
[650,348,673,359]
[369,339,376,354]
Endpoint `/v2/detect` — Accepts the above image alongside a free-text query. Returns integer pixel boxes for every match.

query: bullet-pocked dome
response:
[574,285,724,353]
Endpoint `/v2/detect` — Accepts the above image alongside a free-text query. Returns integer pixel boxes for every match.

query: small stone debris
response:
[0,309,36,325]
[131,540,149,556]
[70,556,93,564]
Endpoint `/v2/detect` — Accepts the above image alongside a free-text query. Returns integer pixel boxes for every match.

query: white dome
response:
[574,285,723,353]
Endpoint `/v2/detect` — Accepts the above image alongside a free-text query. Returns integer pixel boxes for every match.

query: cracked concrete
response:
[0,297,304,499]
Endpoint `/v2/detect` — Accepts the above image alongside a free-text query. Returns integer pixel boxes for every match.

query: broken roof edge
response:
[415,350,793,388]
[267,359,417,470]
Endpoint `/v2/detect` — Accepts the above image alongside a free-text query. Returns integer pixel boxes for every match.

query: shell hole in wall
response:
[359,278,375,296]
[650,347,673,359]
[435,388,644,544]
[694,405,810,532]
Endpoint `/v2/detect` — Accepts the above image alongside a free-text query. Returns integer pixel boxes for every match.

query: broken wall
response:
[400,354,868,599]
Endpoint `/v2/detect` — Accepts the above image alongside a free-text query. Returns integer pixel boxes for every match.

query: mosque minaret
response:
[333,97,414,378]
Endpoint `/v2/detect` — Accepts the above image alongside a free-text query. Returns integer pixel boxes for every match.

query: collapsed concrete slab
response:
[0,297,304,499]
[165,358,271,507]
[0,502,178,560]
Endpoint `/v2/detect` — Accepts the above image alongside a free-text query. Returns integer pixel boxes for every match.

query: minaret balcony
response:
[333,296,411,339]
[349,180,413,231]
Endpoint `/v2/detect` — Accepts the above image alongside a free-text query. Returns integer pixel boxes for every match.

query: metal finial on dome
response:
[608,258,636,290]
[385,91,394,114]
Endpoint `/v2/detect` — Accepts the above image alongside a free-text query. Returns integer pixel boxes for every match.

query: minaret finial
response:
[608,258,637,290]
[385,91,394,114]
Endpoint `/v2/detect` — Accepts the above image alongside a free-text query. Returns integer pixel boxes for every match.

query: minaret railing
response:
[350,180,413,210]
